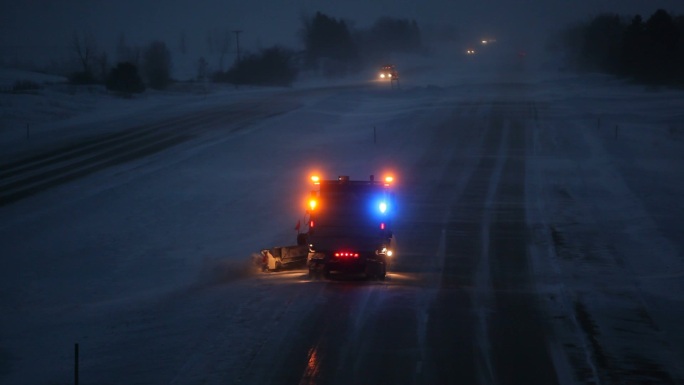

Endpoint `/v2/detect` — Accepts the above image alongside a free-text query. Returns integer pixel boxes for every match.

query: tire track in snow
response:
[533,104,683,384]
[485,107,558,385]
[0,100,299,206]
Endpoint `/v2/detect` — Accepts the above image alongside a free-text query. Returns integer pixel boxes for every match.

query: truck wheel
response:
[378,262,387,280]
[365,261,386,280]
[308,261,326,280]
[364,264,374,280]
[308,260,319,280]
[365,262,379,280]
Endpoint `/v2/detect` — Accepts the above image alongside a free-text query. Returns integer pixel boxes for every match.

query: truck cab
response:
[305,175,395,280]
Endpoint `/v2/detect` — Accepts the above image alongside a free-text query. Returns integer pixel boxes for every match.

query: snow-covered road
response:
[1,68,683,384]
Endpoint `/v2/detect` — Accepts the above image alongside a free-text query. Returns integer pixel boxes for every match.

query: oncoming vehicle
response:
[305,174,396,280]
[378,64,397,80]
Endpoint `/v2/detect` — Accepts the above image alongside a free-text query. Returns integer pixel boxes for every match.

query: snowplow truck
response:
[305,174,395,280]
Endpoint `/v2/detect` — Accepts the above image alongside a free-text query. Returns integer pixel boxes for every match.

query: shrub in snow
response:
[218,46,298,86]
[106,62,146,95]
[12,80,42,93]
[69,70,97,85]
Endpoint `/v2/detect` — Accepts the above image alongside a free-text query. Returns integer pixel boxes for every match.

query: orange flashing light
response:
[311,175,320,184]
[384,176,394,186]
[309,199,317,211]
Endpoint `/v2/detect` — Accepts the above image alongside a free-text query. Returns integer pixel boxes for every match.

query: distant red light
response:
[309,220,314,228]
[380,222,385,230]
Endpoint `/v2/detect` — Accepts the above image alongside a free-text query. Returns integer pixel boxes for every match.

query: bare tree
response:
[116,33,141,66]
[143,40,172,89]
[179,30,187,55]
[95,52,109,82]
[197,56,208,81]
[206,28,232,71]
[71,30,97,75]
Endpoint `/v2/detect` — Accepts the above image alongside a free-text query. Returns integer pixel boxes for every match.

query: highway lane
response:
[237,90,562,384]
[250,79,684,385]
[9,77,680,384]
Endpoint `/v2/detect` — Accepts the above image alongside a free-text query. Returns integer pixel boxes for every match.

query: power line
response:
[232,30,243,64]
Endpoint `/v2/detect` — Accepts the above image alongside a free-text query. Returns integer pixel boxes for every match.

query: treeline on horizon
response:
[62,12,422,95]
[216,12,423,85]
[551,9,684,85]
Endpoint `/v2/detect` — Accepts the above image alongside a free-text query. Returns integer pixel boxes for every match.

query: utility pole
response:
[232,30,243,64]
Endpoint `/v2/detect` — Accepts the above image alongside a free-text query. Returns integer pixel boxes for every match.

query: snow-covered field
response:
[527,76,684,383]
[1,62,683,383]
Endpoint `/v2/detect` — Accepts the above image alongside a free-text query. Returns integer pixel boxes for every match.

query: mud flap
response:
[307,253,327,280]
[365,259,387,280]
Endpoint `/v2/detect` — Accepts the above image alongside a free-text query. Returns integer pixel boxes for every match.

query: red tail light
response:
[309,220,314,228]
[334,251,359,258]
[380,222,385,230]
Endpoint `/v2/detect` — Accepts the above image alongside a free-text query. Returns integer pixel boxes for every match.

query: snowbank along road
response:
[1,66,683,384]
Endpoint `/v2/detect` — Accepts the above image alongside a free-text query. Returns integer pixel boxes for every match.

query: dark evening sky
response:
[2,0,684,61]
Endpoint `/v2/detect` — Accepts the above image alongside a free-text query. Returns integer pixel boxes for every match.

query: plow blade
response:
[260,245,308,271]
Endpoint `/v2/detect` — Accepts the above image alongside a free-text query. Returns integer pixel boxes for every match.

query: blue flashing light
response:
[367,194,393,220]
[379,201,387,213]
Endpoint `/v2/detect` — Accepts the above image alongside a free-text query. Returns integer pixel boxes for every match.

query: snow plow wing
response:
[260,245,309,271]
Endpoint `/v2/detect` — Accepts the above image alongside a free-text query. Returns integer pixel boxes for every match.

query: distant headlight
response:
[380,73,385,78]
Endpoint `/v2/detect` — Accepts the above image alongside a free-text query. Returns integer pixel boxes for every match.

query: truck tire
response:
[308,260,325,280]
[365,260,386,280]
[378,262,387,280]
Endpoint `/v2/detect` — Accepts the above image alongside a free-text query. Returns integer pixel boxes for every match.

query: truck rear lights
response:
[334,252,359,258]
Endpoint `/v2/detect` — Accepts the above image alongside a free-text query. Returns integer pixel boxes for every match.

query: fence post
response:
[74,343,79,385]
